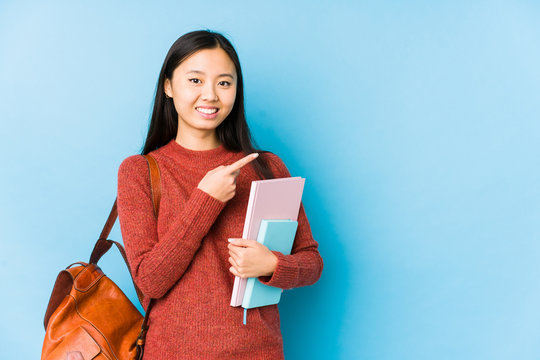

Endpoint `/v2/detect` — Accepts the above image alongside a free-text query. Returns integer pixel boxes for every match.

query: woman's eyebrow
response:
[186,70,234,78]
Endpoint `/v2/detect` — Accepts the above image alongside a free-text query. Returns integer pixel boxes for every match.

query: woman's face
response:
[164,47,238,136]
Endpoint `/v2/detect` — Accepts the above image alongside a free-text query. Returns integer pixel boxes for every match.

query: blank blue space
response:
[1,1,540,359]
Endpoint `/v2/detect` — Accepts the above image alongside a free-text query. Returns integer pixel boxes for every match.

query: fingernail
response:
[252,153,259,158]
[228,238,235,243]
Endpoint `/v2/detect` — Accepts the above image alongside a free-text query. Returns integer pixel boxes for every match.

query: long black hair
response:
[141,30,275,180]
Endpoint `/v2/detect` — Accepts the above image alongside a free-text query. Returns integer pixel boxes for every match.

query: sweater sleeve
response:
[117,155,227,299]
[256,154,324,290]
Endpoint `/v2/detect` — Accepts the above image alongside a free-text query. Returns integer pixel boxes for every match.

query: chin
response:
[194,122,220,131]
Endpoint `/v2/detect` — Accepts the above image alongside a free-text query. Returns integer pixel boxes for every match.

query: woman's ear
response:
[164,78,172,98]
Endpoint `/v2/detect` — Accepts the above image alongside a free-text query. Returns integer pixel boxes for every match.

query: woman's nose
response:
[201,83,218,101]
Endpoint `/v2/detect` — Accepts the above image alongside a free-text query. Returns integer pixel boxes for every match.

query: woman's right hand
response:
[197,153,259,202]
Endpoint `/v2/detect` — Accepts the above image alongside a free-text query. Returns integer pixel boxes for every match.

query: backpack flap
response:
[43,270,74,330]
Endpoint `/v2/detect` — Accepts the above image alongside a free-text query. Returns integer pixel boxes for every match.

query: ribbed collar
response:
[158,139,237,169]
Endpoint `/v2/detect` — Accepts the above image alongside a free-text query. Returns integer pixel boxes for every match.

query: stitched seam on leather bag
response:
[70,294,117,360]
[73,266,105,292]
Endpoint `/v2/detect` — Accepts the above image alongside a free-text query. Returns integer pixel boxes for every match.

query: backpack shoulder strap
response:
[89,154,161,303]
[96,153,161,243]
[143,154,161,217]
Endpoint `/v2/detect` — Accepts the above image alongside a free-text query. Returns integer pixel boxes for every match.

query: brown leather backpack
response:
[41,154,161,360]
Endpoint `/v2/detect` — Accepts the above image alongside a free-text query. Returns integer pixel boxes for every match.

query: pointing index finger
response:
[227,153,259,172]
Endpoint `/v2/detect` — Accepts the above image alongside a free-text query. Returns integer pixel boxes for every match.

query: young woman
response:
[116,30,323,359]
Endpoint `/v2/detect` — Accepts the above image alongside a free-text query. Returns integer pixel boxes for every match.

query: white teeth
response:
[196,107,218,114]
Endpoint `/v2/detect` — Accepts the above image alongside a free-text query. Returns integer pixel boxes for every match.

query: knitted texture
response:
[117,139,323,359]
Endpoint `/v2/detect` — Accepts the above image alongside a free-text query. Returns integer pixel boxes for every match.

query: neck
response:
[175,130,221,151]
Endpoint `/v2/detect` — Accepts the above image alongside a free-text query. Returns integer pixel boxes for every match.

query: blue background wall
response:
[1,1,539,359]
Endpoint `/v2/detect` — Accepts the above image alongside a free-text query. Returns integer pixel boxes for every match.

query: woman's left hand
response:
[227,239,278,278]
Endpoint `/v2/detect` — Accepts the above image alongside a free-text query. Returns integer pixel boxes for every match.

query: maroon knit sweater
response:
[117,139,323,359]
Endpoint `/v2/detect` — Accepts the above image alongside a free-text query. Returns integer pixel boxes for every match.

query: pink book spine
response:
[230,181,259,306]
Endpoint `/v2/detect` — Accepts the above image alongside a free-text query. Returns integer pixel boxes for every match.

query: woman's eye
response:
[219,81,231,86]
[189,78,201,84]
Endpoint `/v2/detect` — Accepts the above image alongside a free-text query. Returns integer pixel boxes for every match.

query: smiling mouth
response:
[195,107,219,114]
